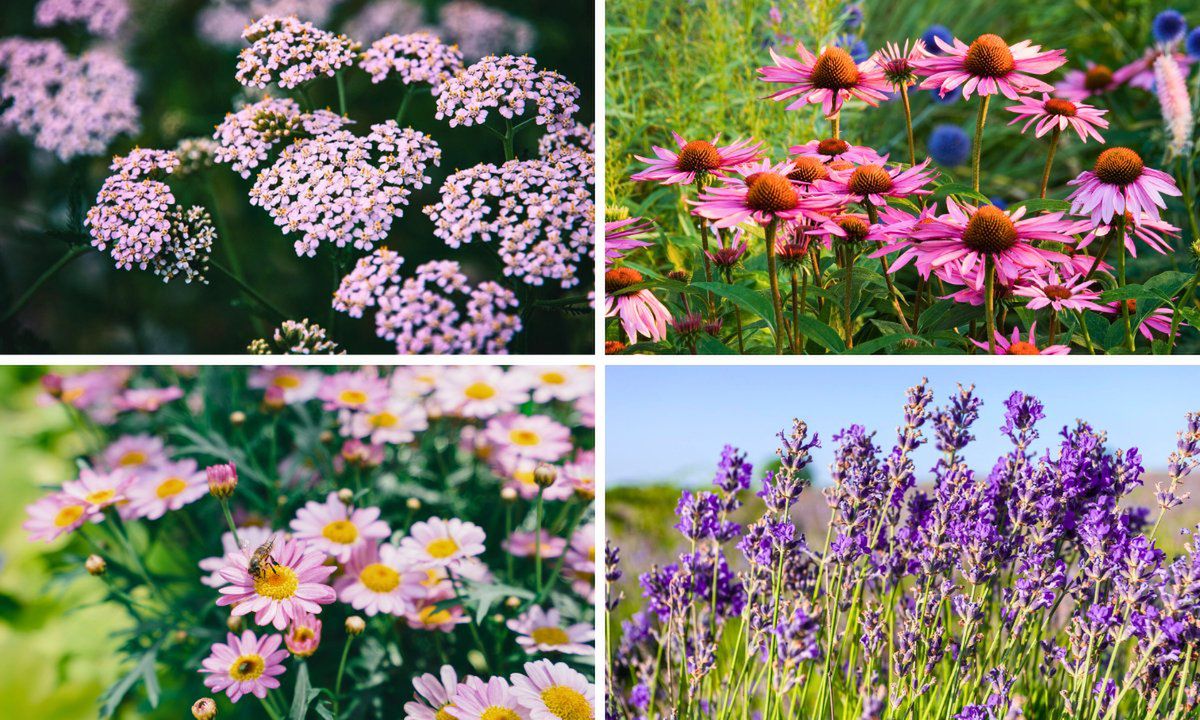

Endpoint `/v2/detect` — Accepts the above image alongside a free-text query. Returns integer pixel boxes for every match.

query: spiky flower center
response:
[847,164,894,196]
[1042,285,1073,301]
[1044,98,1077,117]
[1007,341,1041,355]
[710,247,744,268]
[360,563,401,593]
[810,47,860,90]
[463,382,496,400]
[605,267,644,294]
[962,206,1017,255]
[836,216,870,243]
[254,565,299,600]
[1084,65,1113,91]
[229,653,266,681]
[322,519,359,544]
[426,537,459,559]
[156,477,187,498]
[963,34,1015,78]
[745,172,799,213]
[532,626,572,645]
[676,140,721,173]
[817,138,850,157]
[541,686,592,720]
[605,341,627,354]
[788,156,829,184]
[1093,147,1144,186]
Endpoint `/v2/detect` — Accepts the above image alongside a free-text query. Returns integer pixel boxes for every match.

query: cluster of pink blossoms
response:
[406,662,594,720]
[0,38,139,160]
[344,0,426,44]
[360,32,464,94]
[249,121,441,257]
[435,54,581,133]
[212,96,351,178]
[438,0,535,60]
[198,0,339,47]
[34,0,129,38]
[235,14,359,89]
[85,149,217,283]
[333,250,522,353]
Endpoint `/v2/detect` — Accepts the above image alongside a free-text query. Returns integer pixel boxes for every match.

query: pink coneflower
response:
[23,493,97,542]
[874,40,927,88]
[433,366,528,419]
[448,676,531,720]
[887,199,1075,289]
[101,434,167,471]
[1103,300,1185,341]
[496,456,575,501]
[604,217,654,265]
[317,370,389,413]
[406,591,469,632]
[705,229,749,270]
[284,611,322,658]
[114,386,184,413]
[789,138,884,166]
[289,491,391,562]
[126,459,208,520]
[692,160,838,230]
[604,267,672,343]
[759,44,890,117]
[199,526,276,588]
[485,413,574,464]
[216,536,337,630]
[630,133,763,185]
[336,541,424,616]
[1005,94,1108,142]
[248,367,322,404]
[915,34,1066,99]
[405,666,470,720]
[1079,211,1180,258]
[1066,147,1182,224]
[397,517,487,569]
[510,660,595,720]
[1054,62,1118,101]
[1114,48,1192,92]
[971,323,1070,355]
[342,400,428,445]
[507,606,594,655]
[1012,271,1107,312]
[502,530,567,558]
[199,630,288,702]
[816,160,935,207]
[62,466,133,514]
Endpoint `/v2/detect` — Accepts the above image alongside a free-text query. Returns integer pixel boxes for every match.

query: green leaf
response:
[314,701,336,720]
[695,333,737,354]
[100,640,162,719]
[1143,271,1192,301]
[846,334,919,355]
[290,662,318,720]
[791,315,846,353]
[691,281,778,332]
[917,299,980,333]
[933,182,990,204]
[1009,198,1071,214]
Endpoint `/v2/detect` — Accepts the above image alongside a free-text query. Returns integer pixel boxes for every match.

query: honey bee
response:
[245,535,279,581]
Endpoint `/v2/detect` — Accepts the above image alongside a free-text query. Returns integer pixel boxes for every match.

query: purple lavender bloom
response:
[759,420,820,513]
[713,444,753,495]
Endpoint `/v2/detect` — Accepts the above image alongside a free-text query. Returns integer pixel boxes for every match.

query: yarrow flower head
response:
[361,32,464,94]
[1005,94,1108,143]
[630,133,764,186]
[1066,147,1182,224]
[236,15,359,89]
[247,319,342,354]
[436,54,580,133]
[199,630,288,702]
[215,535,337,630]
[759,43,891,117]
[438,0,535,61]
[34,0,129,39]
[212,96,351,178]
[915,33,1066,100]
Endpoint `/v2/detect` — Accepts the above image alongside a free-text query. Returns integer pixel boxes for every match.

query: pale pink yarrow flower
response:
[362,32,464,94]
[1066,147,1181,224]
[759,43,891,117]
[126,459,208,520]
[630,133,763,185]
[971,322,1070,355]
[435,54,579,133]
[398,517,487,569]
[510,660,595,720]
[448,676,531,720]
[405,665,471,720]
[212,96,350,178]
[484,413,574,463]
[1078,211,1180,258]
[502,530,567,558]
[1012,271,1107,313]
[438,0,535,61]
[199,630,288,702]
[336,541,424,616]
[290,491,391,562]
[915,33,1066,100]
[507,606,594,655]
[216,536,337,630]
[23,493,97,542]
[604,267,672,344]
[236,15,358,90]
[34,0,129,39]
[1005,94,1108,142]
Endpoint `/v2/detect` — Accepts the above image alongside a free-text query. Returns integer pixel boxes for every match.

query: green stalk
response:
[336,71,347,116]
[1,244,90,324]
[333,633,355,719]
[218,499,242,548]
[535,487,545,593]
[210,259,289,322]
[1116,221,1134,352]
[984,255,997,355]
[900,83,916,167]
[764,219,785,354]
[865,203,912,333]
[972,95,991,193]
[1039,127,1061,199]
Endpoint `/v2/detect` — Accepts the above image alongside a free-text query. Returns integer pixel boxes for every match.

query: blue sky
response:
[607,365,1200,487]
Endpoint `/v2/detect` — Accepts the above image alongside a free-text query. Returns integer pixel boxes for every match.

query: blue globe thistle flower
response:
[930,85,962,104]
[1188,27,1200,58]
[989,196,1009,210]
[843,3,863,30]
[836,34,869,63]
[928,124,971,167]
[1153,10,1187,44]
[921,24,953,54]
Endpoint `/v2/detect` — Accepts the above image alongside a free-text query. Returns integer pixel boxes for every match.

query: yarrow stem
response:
[0,244,90,325]
[209,259,289,322]
[972,94,991,193]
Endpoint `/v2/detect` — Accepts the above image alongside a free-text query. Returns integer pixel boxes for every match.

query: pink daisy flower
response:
[448,676,531,720]
[789,138,884,167]
[1054,62,1119,101]
[507,606,594,656]
[405,665,472,720]
[199,630,288,702]
[290,491,391,562]
[248,367,322,404]
[1012,270,1107,313]
[342,401,429,445]
[200,526,276,588]
[433,366,529,419]
[284,611,322,658]
[692,160,840,230]
[101,434,167,471]
[631,133,763,185]
[318,370,390,413]
[62,466,133,514]
[126,459,208,520]
[502,530,567,558]
[40,367,130,424]
[113,386,184,413]
[565,523,595,601]
[512,366,593,404]
[405,591,469,632]
[759,43,891,117]
[484,413,573,464]
[561,449,595,497]
[971,323,1070,355]
[1078,211,1180,258]
[887,199,1076,290]
[510,660,595,720]
[336,541,424,616]
[23,493,97,542]
[1005,94,1108,142]
[915,33,1066,100]
[816,160,935,207]
[496,456,575,501]
[604,217,655,265]
[604,267,672,344]
[1066,147,1182,224]
[216,536,337,630]
[398,517,487,569]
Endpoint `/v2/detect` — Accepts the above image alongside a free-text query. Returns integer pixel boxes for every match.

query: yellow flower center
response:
[338,389,369,406]
[85,489,116,506]
[516,469,537,486]
[540,372,566,385]
[54,504,85,527]
[540,686,592,720]
[481,707,522,720]
[426,537,459,559]
[464,382,496,400]
[360,563,400,593]
[587,546,595,562]
[155,477,187,498]
[273,374,301,389]
[118,451,148,467]
[435,705,456,720]
[229,653,265,681]
[419,605,453,625]
[253,565,299,600]
[510,429,541,447]
[62,388,85,403]
[531,626,571,645]
[293,627,315,642]
[422,569,443,587]
[322,520,359,545]
[369,412,398,428]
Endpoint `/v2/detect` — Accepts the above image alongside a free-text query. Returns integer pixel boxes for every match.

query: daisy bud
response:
[227,615,244,632]
[192,698,217,720]
[319,430,334,444]
[345,616,366,636]
[41,373,64,398]
[206,462,238,499]
[337,488,354,503]
[575,484,595,501]
[229,410,246,426]
[406,498,421,511]
[85,554,106,576]
[500,487,518,502]
[491,613,506,624]
[505,596,522,609]
[173,629,188,643]
[534,463,558,489]
[262,385,286,412]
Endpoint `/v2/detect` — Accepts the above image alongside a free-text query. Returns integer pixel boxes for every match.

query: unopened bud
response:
[85,554,106,576]
[345,616,366,636]
[533,463,558,489]
[319,430,334,444]
[229,411,246,426]
[263,385,286,411]
[192,698,217,720]
[173,629,188,643]
[206,462,238,499]
[41,373,64,398]
[227,615,244,633]
[667,269,691,283]
[337,488,354,503]
[505,596,522,609]
[500,487,518,502]
[491,613,505,624]
[406,498,421,511]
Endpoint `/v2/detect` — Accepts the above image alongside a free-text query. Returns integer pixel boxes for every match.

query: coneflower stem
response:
[534,487,545,593]
[724,269,745,353]
[790,270,800,353]
[972,95,991,193]
[0,244,89,324]
[1076,309,1096,354]
[830,114,840,140]
[1084,233,1114,281]
[1116,222,1134,352]
[798,267,809,352]
[985,255,997,355]
[900,83,916,166]
[696,209,715,313]
[764,220,785,353]
[865,202,912,333]
[1039,127,1061,199]
[333,634,355,719]
[840,245,855,349]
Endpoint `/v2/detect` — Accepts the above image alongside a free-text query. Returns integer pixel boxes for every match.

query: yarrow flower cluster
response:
[435,55,581,133]
[438,0,535,61]
[361,32,464,94]
[34,0,129,38]
[235,15,359,90]
[212,96,351,178]
[247,318,342,354]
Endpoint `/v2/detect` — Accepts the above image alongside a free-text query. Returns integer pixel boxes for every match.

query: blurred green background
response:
[0,0,595,353]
